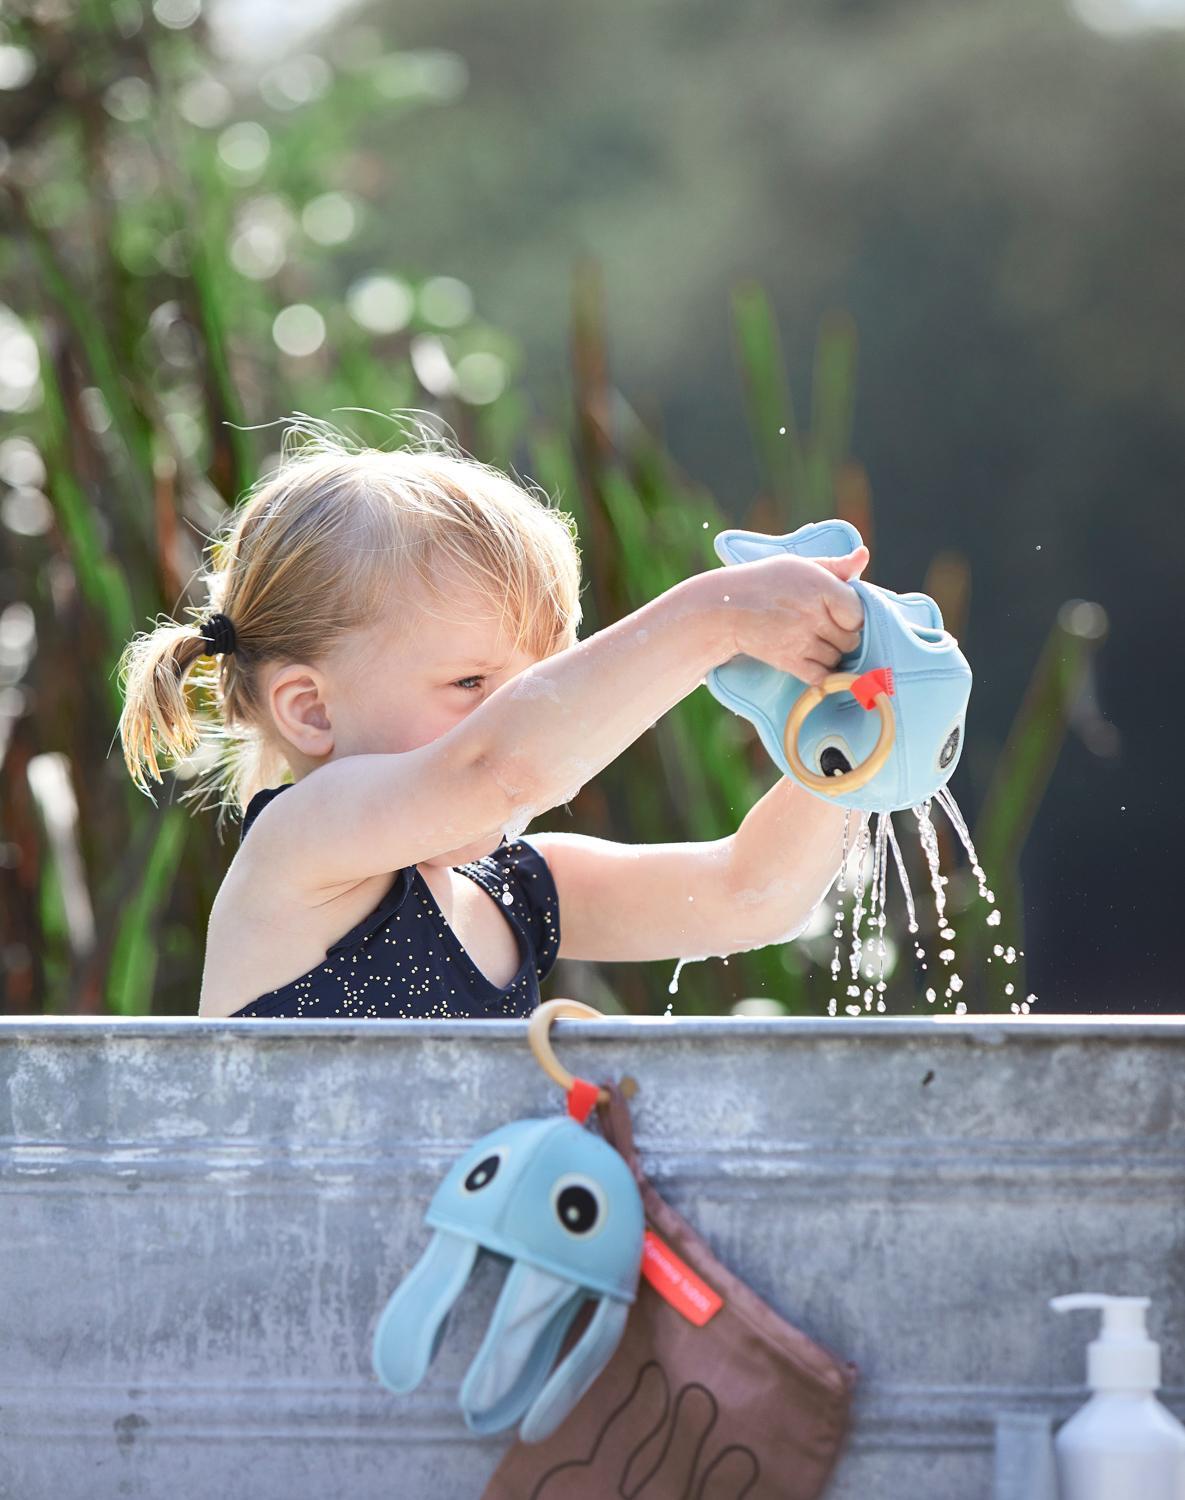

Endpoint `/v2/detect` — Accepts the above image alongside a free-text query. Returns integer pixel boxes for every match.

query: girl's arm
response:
[528,779,867,964]
[248,555,863,894]
[470,547,867,827]
[522,546,872,964]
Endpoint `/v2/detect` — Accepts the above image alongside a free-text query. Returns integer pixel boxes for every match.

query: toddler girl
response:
[117,421,868,1020]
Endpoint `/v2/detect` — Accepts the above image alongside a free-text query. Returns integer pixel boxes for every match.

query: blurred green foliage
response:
[0,1,1106,1018]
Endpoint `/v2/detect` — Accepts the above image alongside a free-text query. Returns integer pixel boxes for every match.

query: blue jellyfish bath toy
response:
[706,520,972,813]
[372,1113,644,1444]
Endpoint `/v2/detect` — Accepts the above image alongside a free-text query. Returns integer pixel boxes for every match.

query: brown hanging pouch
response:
[482,1078,860,1500]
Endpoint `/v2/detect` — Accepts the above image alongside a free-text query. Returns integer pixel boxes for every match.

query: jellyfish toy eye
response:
[462,1150,506,1194]
[551,1174,607,1237]
[816,734,854,779]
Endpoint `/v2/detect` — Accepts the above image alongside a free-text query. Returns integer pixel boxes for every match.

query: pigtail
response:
[116,619,220,800]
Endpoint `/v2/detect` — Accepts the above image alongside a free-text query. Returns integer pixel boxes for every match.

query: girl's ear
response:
[266,661,336,756]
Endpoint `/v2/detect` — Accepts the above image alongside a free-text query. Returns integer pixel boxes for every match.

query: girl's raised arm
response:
[253,553,861,894]
[248,571,729,892]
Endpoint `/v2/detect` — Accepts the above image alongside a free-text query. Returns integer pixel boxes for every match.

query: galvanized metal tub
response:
[1,1014,1182,1499]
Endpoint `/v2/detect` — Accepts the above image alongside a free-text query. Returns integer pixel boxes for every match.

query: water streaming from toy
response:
[664,519,1040,1015]
[822,792,1032,1014]
[822,791,1034,1016]
[663,788,1037,1014]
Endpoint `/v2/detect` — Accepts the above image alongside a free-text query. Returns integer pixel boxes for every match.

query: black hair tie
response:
[199,612,237,657]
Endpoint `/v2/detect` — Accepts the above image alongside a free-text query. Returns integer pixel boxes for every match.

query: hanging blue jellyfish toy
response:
[372,1075,644,1444]
[705,520,973,812]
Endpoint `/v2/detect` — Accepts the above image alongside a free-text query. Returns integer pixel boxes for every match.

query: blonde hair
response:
[116,416,583,833]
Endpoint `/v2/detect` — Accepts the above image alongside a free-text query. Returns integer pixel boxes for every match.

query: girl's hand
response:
[717,545,870,686]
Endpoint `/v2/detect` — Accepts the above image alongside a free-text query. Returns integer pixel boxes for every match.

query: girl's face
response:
[277,577,545,868]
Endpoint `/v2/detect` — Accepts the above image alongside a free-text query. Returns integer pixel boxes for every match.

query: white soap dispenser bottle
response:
[1049,1293,1185,1500]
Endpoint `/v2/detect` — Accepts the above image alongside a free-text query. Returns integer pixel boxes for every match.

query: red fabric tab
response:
[566,1077,601,1124]
[850,666,895,710]
[640,1229,724,1326]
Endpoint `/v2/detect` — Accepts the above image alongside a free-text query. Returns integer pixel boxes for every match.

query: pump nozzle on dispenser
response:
[1048,1292,1185,1500]
[1050,1294,1159,1391]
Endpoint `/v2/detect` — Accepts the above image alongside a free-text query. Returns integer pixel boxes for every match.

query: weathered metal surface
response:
[1,1015,1182,1499]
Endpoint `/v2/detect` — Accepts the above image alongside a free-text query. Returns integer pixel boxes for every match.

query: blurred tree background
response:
[0,0,1179,1017]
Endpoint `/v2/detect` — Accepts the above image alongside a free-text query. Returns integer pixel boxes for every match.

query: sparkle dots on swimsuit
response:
[226,783,560,1020]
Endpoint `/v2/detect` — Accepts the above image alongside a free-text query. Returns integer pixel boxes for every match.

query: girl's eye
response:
[454,676,485,692]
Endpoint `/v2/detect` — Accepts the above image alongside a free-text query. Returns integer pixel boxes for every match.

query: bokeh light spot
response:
[0,307,41,412]
[418,275,473,328]
[0,46,36,90]
[152,0,201,30]
[455,351,508,405]
[272,304,326,357]
[347,274,414,334]
[301,192,357,246]
[217,121,270,176]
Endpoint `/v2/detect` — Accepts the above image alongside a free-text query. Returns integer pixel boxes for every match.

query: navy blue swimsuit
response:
[227,783,561,1019]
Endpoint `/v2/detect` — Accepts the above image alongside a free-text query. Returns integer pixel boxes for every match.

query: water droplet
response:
[846,818,872,988]
[1004,982,1014,996]
[986,910,1001,926]
[885,813,917,935]
[829,811,855,992]
[938,947,955,962]
[914,803,952,938]
[501,887,514,906]
[925,988,936,1003]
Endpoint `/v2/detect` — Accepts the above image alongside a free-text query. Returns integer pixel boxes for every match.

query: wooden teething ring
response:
[528,999,638,1105]
[528,999,610,1105]
[782,671,896,796]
